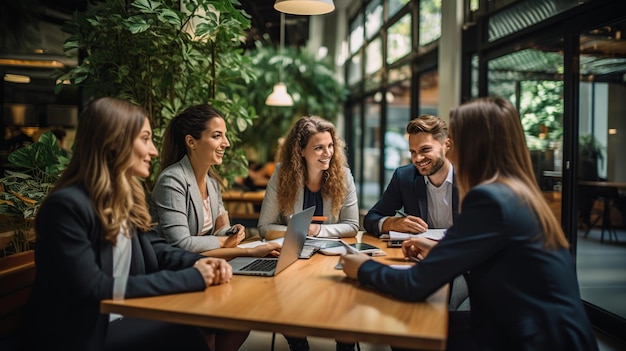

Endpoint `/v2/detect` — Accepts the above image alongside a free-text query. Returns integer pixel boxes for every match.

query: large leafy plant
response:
[57,0,257,186]
[0,132,69,255]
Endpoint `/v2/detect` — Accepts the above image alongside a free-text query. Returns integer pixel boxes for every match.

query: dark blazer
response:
[23,184,206,351]
[363,164,459,236]
[358,183,598,350]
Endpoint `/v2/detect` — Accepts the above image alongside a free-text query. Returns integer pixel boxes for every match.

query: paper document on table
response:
[238,237,283,249]
[389,229,447,242]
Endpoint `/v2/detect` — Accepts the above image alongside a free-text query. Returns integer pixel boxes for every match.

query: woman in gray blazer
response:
[151,104,280,259]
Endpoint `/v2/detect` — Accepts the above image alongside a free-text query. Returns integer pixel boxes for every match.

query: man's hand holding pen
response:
[382,210,429,234]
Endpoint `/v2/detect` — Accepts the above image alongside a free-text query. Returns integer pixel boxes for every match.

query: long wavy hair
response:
[449,96,568,249]
[277,116,347,217]
[159,104,224,181]
[51,97,152,244]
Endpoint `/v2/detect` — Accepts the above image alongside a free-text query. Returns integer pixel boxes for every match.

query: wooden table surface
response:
[101,234,449,350]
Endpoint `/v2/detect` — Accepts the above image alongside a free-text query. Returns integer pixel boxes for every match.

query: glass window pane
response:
[470,0,479,12]
[418,70,439,116]
[351,104,363,207]
[471,55,479,98]
[384,82,411,186]
[419,0,441,46]
[388,64,411,84]
[487,45,564,200]
[365,0,383,40]
[365,37,383,75]
[348,53,362,87]
[363,95,381,209]
[387,0,410,20]
[349,13,364,55]
[577,21,626,320]
[387,13,412,64]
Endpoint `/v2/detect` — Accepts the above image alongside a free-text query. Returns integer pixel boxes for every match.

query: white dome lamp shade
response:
[274,0,335,15]
[265,82,294,106]
[266,12,294,107]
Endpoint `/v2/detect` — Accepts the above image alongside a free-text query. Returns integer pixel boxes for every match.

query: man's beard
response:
[416,154,444,177]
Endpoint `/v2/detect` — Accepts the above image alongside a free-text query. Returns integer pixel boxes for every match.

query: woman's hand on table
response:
[401,237,437,261]
[307,223,322,237]
[249,241,282,258]
[341,252,371,280]
[194,257,232,286]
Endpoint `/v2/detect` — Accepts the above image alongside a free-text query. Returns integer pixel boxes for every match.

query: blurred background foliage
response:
[242,42,348,163]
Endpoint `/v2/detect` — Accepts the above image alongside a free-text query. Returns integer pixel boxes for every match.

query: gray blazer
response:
[151,155,231,253]
[257,164,359,239]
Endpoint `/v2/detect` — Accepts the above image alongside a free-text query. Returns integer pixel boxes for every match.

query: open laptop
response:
[229,206,315,276]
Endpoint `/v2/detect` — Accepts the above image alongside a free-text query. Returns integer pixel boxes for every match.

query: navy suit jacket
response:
[363,164,459,236]
[358,183,598,350]
[23,184,206,351]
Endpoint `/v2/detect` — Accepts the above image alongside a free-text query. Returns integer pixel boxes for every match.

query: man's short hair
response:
[406,114,448,143]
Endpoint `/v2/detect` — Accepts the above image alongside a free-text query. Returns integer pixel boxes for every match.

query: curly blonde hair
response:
[277,116,347,217]
[52,98,152,244]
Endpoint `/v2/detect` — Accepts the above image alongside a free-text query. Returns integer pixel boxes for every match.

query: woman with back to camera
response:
[23,97,246,351]
[341,97,598,351]
[151,103,280,259]
[257,116,359,351]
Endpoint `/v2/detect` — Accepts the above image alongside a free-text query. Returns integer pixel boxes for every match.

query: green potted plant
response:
[57,0,257,186]
[0,131,69,257]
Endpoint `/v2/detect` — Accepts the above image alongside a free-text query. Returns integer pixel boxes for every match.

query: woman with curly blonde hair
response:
[258,116,358,239]
[258,116,359,351]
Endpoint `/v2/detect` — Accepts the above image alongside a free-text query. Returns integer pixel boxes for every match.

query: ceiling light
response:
[266,13,294,107]
[266,83,294,106]
[274,0,335,15]
[0,59,65,68]
[4,74,31,84]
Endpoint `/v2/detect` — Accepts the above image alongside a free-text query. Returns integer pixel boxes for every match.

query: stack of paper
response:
[388,229,447,242]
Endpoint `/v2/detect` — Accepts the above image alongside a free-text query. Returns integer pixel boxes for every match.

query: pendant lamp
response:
[266,13,294,107]
[274,0,335,15]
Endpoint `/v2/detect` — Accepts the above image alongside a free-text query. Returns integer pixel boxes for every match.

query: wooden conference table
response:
[101,234,449,350]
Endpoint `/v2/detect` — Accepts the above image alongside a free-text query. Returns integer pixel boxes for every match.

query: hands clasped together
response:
[194,257,233,287]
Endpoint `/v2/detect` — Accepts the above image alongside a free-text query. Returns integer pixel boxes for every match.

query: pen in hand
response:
[395,209,409,218]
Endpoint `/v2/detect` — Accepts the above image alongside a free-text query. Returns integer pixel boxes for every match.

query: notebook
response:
[299,237,343,258]
[229,206,315,276]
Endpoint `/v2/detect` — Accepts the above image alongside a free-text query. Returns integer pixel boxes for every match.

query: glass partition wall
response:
[346,0,440,209]
[466,0,626,341]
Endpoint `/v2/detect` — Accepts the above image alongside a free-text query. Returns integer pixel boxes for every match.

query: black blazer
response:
[23,184,206,351]
[358,183,598,350]
[363,164,459,236]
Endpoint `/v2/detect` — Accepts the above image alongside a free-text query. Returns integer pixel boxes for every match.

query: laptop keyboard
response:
[241,259,277,272]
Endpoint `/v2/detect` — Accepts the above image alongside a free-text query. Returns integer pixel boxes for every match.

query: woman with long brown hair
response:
[23,97,244,351]
[341,97,598,350]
